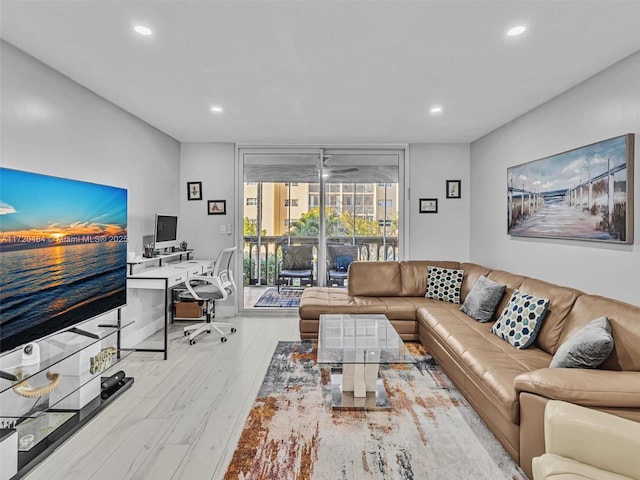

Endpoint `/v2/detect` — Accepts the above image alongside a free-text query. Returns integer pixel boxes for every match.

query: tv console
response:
[0,312,133,480]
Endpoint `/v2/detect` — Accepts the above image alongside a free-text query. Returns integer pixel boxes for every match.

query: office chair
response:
[179,247,237,344]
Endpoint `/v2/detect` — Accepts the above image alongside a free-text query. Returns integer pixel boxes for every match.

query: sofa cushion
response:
[459,262,493,302]
[550,316,614,369]
[400,260,461,296]
[347,261,402,297]
[417,304,550,424]
[518,278,582,355]
[426,266,464,304]
[460,275,506,322]
[558,294,640,372]
[486,270,527,321]
[492,290,549,349]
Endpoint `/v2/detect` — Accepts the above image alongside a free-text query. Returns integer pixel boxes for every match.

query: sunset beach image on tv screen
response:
[0,168,127,353]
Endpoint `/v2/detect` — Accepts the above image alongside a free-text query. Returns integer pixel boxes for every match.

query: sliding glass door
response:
[239,147,403,309]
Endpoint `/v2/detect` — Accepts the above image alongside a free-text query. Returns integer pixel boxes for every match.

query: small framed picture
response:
[419,198,438,214]
[187,181,202,201]
[446,180,461,199]
[208,200,226,215]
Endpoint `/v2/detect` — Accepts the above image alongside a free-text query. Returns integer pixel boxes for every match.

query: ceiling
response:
[2,0,640,144]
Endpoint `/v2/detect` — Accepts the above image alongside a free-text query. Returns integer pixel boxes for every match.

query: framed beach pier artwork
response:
[507,134,634,244]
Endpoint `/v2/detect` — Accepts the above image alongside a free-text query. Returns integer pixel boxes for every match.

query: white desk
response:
[127,258,214,359]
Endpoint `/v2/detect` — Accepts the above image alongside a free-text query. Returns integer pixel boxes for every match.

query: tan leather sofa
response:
[532,400,640,480]
[299,260,640,479]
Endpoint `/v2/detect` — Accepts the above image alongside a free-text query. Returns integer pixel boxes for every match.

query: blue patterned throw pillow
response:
[491,290,549,349]
[426,266,464,304]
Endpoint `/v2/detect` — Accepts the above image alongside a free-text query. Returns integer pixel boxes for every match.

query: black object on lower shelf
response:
[13,377,134,480]
[101,370,125,391]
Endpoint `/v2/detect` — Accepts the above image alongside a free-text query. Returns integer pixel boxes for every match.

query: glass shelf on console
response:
[0,349,134,422]
[0,320,134,395]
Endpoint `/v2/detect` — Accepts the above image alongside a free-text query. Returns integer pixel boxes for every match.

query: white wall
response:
[179,143,237,315]
[179,143,236,259]
[470,50,640,305]
[407,144,470,261]
[1,41,181,251]
[1,40,181,346]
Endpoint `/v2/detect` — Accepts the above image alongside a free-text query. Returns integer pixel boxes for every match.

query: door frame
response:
[235,144,407,313]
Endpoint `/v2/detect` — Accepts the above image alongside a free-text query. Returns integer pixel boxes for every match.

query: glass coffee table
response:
[317,313,416,410]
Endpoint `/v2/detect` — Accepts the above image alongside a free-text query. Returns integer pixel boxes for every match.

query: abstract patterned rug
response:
[253,287,303,308]
[224,341,527,480]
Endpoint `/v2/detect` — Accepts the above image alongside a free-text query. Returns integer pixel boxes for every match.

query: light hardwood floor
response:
[23,313,300,480]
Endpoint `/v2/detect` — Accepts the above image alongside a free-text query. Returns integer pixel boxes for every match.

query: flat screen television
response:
[0,168,128,354]
[154,214,179,252]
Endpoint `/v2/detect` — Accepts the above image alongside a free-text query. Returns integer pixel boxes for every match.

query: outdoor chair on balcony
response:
[277,244,314,292]
[326,244,358,287]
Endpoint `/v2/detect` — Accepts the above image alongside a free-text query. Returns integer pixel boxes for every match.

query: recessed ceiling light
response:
[429,106,443,114]
[134,25,153,36]
[507,25,526,36]
[210,106,224,113]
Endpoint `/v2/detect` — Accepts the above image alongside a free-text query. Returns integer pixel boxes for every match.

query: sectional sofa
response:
[298,260,640,479]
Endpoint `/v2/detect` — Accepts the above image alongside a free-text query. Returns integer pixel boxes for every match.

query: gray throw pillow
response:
[550,316,614,368]
[460,275,506,322]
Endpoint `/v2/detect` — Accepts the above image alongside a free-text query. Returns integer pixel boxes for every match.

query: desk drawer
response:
[168,273,187,287]
[202,262,214,274]
[186,267,201,276]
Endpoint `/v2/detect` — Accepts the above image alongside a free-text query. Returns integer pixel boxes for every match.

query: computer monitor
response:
[154,214,179,252]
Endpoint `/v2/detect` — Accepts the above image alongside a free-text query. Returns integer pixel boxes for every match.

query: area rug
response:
[253,287,303,308]
[224,341,527,480]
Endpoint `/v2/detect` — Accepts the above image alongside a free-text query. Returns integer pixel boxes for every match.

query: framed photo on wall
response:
[446,180,461,199]
[208,200,226,215]
[187,181,202,201]
[419,198,438,214]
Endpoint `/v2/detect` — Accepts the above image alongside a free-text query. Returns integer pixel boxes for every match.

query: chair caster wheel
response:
[221,337,227,343]
[189,339,196,345]
[184,331,189,336]
[206,330,211,334]
[231,328,237,333]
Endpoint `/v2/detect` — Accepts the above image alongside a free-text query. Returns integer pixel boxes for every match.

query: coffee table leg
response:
[364,362,379,393]
[343,363,355,392]
[353,363,366,397]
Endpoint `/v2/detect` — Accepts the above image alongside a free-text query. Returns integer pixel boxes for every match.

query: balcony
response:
[243,235,398,290]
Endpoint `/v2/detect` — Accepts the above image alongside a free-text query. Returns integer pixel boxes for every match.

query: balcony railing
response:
[243,235,398,286]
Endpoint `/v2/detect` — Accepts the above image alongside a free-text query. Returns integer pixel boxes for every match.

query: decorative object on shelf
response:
[419,198,438,213]
[507,133,634,243]
[180,240,188,251]
[187,181,202,200]
[101,371,126,399]
[89,347,116,375]
[143,243,154,258]
[21,343,40,366]
[207,199,226,215]
[101,370,125,391]
[18,434,34,450]
[446,179,461,199]
[12,371,62,398]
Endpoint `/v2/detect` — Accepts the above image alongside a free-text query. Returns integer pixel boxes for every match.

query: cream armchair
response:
[533,400,640,480]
